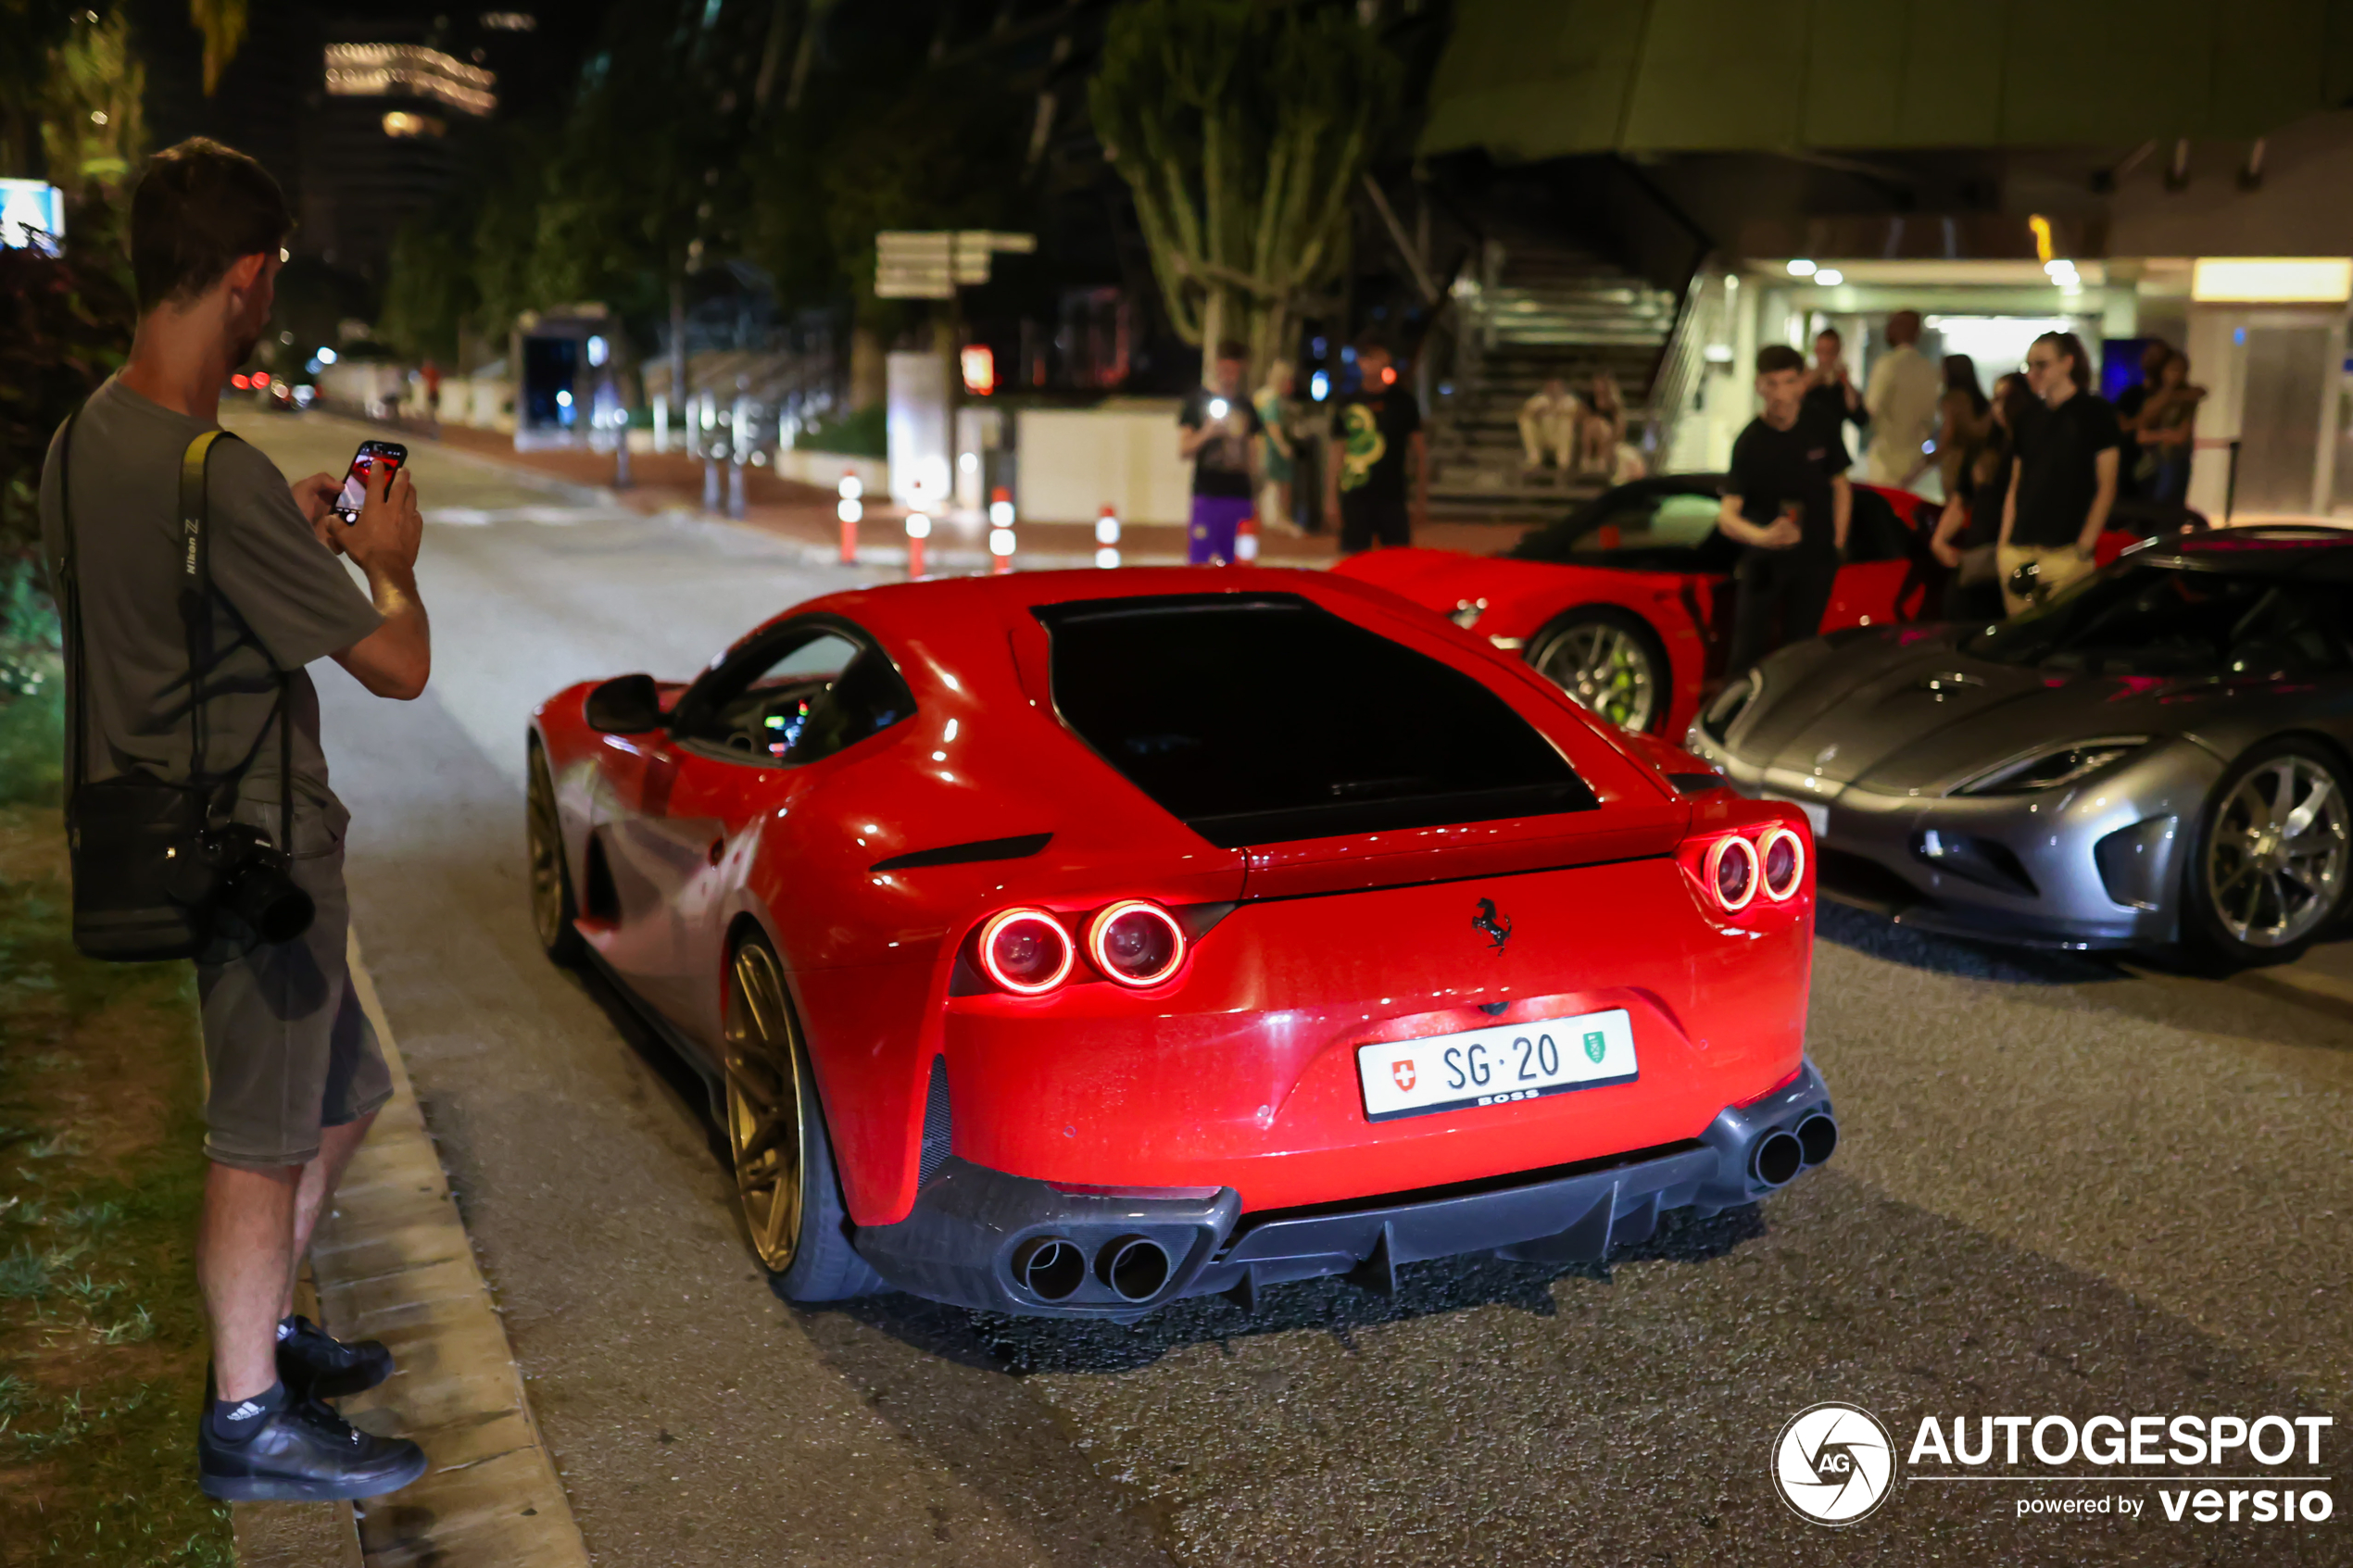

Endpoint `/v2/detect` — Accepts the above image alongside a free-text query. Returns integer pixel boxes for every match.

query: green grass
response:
[0,633,234,1561]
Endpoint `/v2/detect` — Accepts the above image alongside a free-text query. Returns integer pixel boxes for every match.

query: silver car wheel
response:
[1534,621,1660,733]
[2204,754,2349,948]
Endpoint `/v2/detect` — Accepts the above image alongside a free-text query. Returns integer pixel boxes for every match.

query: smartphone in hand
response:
[333,440,408,524]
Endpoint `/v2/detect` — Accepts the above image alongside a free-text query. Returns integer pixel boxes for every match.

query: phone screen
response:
[333,442,408,523]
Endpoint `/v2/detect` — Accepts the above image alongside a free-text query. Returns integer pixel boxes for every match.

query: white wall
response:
[1015,403,1191,524]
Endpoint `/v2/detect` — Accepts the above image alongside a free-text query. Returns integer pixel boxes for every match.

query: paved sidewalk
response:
[234,933,593,1568]
[364,415,1533,570]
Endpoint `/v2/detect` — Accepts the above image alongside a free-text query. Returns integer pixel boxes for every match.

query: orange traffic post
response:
[837,470,862,564]
[988,485,1016,575]
[1094,504,1121,569]
[905,509,929,579]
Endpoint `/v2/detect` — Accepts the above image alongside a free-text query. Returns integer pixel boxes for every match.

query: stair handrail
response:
[1642,257,1722,472]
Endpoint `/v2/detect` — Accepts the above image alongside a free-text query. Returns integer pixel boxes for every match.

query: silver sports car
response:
[1681,526,2353,962]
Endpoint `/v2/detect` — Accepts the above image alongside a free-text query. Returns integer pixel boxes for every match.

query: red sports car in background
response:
[526,568,1836,1317]
[1337,476,2181,740]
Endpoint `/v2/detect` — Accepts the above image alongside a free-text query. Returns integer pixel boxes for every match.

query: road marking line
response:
[308,929,592,1568]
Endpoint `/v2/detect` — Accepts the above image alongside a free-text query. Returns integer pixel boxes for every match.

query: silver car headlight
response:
[1449,597,1487,629]
[1697,669,1763,744]
[1954,736,2149,797]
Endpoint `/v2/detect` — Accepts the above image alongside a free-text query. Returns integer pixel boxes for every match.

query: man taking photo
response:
[36,138,433,1500]
[1718,344,1853,677]
[2000,330,2120,615]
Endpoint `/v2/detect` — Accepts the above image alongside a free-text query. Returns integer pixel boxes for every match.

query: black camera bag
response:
[54,415,294,962]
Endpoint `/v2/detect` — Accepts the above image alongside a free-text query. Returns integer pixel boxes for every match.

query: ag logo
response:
[1772,1402,1896,1525]
[1391,1059,1416,1092]
[1582,1030,1606,1064]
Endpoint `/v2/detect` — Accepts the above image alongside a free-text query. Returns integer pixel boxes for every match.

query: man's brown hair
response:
[1213,338,1249,364]
[131,137,292,314]
[1755,344,1806,376]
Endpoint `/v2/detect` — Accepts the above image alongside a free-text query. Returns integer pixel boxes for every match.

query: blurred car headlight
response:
[1698,670,1762,744]
[1449,597,1487,629]
[1954,737,2148,797]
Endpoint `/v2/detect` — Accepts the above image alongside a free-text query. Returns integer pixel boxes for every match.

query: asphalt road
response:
[235,410,2352,1567]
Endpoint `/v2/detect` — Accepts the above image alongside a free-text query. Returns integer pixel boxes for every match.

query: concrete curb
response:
[298,930,592,1568]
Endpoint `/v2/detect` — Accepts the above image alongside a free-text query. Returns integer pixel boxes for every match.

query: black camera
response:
[158,824,315,946]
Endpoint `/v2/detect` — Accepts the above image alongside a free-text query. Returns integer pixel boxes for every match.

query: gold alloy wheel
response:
[724,941,807,1272]
[526,749,569,952]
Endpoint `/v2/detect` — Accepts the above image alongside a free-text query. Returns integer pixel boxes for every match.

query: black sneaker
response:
[197,1395,429,1502]
[278,1315,395,1399]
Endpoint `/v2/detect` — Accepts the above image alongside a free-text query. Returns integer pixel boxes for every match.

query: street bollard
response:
[727,395,749,519]
[613,412,632,489]
[988,486,1015,574]
[837,470,862,564]
[1095,504,1120,570]
[906,509,929,578]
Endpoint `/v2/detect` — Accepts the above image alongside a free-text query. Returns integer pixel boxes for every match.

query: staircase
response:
[1428,235,1682,521]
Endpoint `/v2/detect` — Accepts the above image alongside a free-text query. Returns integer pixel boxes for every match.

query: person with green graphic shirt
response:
[1325,340,1427,554]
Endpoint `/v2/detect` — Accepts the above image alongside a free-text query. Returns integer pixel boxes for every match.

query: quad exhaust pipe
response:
[1097,1235,1171,1301]
[1011,1234,1173,1302]
[1013,1236,1087,1300]
[1752,1112,1840,1189]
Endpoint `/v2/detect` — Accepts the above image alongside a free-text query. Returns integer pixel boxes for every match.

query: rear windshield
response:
[1038,594,1597,847]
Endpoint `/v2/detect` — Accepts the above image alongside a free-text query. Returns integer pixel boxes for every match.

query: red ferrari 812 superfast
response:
[527,568,1836,1317]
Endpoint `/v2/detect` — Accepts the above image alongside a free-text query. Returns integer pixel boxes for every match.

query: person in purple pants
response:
[1178,340,1264,565]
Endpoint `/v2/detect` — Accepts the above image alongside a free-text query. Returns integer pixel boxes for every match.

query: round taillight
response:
[1706,834,1758,912]
[978,908,1075,995]
[1761,826,1806,901]
[1088,899,1187,987]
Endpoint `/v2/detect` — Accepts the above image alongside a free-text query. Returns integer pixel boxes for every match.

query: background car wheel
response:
[525,741,585,965]
[2184,738,2351,966]
[723,934,885,1302]
[1526,607,1670,734]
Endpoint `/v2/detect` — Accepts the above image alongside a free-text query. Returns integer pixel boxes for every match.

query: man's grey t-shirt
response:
[36,378,383,817]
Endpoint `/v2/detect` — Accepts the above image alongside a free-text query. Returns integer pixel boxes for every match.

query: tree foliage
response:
[1089,0,1399,375]
[0,191,136,560]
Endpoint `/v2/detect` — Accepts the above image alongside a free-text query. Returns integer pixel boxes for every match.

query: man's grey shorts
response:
[195,798,393,1171]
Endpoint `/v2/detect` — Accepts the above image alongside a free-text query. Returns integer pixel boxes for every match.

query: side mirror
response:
[585,673,663,734]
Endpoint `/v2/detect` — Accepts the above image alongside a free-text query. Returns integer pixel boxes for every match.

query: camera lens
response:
[217,858,315,946]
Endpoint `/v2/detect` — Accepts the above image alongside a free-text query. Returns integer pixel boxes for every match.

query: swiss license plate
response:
[1356,1009,1639,1123]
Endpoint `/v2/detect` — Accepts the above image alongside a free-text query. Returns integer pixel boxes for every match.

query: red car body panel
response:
[1332,484,1944,739]
[530,568,1817,1233]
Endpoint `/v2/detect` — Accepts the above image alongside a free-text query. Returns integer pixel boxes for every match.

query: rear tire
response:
[2183,738,2352,967]
[525,741,585,966]
[723,933,885,1302]
[1526,607,1671,734]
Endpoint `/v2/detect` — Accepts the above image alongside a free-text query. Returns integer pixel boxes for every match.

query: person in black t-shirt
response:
[1719,344,1853,677]
[1802,326,1868,443]
[2000,331,2120,615]
[1326,340,1426,553]
[1177,339,1265,564]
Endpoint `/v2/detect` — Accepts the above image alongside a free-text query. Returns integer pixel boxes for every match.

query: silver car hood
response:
[1734,628,2217,797]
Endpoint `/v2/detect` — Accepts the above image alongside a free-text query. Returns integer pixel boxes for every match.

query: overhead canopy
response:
[1421,0,2353,158]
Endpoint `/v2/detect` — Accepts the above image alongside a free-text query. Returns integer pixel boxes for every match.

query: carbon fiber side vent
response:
[917,1056,952,1187]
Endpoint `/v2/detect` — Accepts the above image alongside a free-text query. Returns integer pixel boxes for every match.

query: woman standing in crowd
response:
[1931,371,2035,621]
[1925,354,1991,497]
[2133,351,2204,504]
